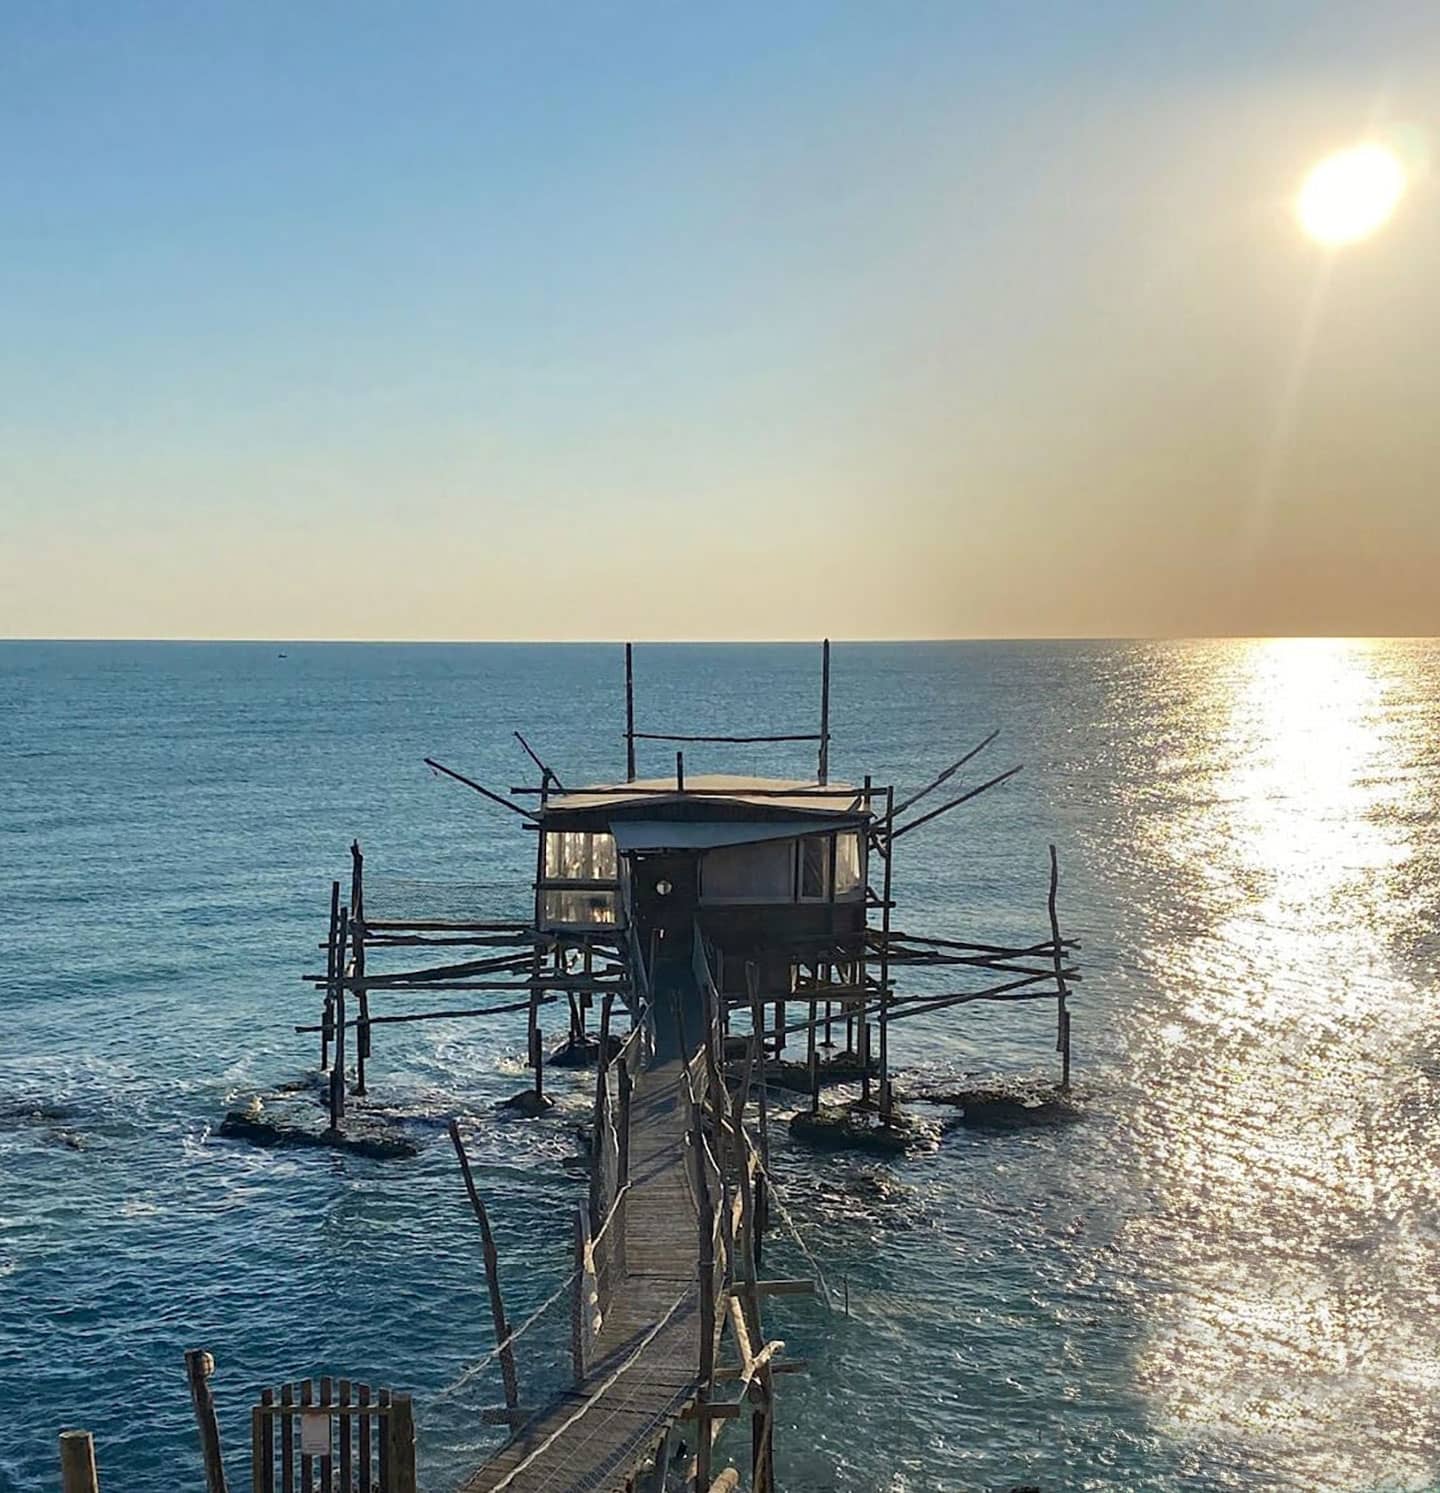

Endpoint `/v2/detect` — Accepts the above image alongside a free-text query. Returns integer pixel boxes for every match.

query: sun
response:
[1297,143,1406,246]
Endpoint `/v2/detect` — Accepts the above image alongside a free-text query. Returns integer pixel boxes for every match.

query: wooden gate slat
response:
[318,1376,333,1493]
[357,1382,372,1493]
[280,1384,294,1493]
[338,1379,352,1493]
[299,1379,314,1493]
[259,1388,275,1493]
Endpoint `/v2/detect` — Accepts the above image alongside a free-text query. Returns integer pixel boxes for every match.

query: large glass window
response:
[701,841,794,901]
[542,888,618,925]
[834,831,863,898]
[544,831,618,882]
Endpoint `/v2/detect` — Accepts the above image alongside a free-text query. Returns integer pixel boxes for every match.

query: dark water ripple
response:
[3,639,1439,1492]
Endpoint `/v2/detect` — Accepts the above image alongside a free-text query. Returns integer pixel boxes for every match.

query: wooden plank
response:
[280,1384,294,1493]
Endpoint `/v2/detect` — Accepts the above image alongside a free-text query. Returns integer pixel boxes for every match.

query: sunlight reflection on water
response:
[1124,640,1440,1490]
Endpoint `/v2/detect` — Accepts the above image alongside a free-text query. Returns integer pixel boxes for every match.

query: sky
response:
[2,1,1438,640]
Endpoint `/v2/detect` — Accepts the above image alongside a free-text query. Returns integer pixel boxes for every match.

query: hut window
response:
[834,832,863,898]
[701,841,794,902]
[799,836,829,900]
[541,889,618,925]
[544,831,618,882]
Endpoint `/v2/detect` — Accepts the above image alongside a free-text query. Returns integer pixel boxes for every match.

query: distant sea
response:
[4,640,1439,1493]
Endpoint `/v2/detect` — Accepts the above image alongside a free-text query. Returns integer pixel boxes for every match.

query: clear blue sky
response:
[3,2,1437,638]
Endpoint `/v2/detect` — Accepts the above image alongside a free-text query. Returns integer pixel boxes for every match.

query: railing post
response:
[385,1394,416,1493]
[185,1350,228,1493]
[448,1121,520,1413]
[59,1431,99,1493]
[616,1056,632,1277]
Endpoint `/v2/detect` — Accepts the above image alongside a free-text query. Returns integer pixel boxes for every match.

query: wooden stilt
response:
[1048,843,1072,1090]
[625,644,637,783]
[329,907,349,1131]
[448,1120,520,1413]
[351,842,368,1096]
[321,880,340,1070]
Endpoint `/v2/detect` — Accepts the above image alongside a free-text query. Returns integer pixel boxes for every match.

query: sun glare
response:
[1297,143,1406,246]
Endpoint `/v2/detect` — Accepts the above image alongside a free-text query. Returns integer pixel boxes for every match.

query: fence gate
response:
[250,1378,415,1493]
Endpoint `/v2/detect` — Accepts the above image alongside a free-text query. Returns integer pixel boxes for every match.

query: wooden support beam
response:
[184,1350,227,1493]
[1049,843,1073,1090]
[740,1279,815,1297]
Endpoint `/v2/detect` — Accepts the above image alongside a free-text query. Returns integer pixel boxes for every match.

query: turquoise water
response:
[4,640,1439,1493]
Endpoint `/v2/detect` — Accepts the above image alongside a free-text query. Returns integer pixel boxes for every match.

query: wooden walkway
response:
[458,1053,705,1493]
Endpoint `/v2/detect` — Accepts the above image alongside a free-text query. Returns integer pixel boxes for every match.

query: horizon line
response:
[2,633,1436,646]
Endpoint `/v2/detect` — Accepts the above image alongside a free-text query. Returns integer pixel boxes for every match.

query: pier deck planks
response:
[458,1055,707,1493]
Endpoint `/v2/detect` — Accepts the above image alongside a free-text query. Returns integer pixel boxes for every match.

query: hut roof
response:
[540,774,869,819]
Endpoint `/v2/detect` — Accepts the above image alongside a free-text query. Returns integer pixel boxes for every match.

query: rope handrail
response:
[485,1284,697,1493]
[425,1177,635,1420]
[743,1130,835,1311]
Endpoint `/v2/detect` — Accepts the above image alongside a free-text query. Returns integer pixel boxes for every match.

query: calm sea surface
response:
[3,640,1439,1493]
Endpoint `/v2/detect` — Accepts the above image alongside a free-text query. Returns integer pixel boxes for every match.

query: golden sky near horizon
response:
[3,6,1438,640]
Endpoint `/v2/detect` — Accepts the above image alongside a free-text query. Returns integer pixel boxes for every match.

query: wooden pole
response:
[385,1394,416,1493]
[322,880,340,1069]
[676,750,685,792]
[329,906,350,1131]
[1048,844,1072,1090]
[625,643,637,782]
[879,784,894,1123]
[531,793,547,1102]
[184,1350,228,1493]
[351,842,368,1095]
[59,1431,99,1493]
[818,638,830,785]
[447,1121,520,1412]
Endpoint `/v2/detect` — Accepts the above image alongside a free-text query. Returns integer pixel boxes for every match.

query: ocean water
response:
[3,639,1439,1493]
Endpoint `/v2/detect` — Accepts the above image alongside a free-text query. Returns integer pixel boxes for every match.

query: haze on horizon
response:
[3,2,1438,642]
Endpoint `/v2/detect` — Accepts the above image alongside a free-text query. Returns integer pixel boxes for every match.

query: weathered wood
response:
[317,1378,333,1493]
[376,1388,390,1493]
[448,1120,520,1412]
[280,1384,294,1493]
[424,757,539,820]
[328,910,349,1130]
[385,1394,416,1493]
[299,1379,314,1493]
[879,783,894,1121]
[322,880,340,1069]
[351,842,369,1093]
[259,1388,274,1493]
[356,1383,371,1493]
[184,1350,228,1493]
[1049,843,1072,1090]
[59,1430,99,1493]
[887,763,1024,841]
[625,643,637,781]
[338,1380,352,1493]
[818,637,830,783]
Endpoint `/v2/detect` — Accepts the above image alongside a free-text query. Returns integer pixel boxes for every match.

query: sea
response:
[3,639,1439,1493]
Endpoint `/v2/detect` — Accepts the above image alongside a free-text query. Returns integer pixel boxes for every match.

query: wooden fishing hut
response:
[295,641,1079,1493]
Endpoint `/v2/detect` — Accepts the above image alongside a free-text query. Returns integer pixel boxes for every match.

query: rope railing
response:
[484,1284,697,1493]
[743,1130,835,1311]
[425,1176,635,1422]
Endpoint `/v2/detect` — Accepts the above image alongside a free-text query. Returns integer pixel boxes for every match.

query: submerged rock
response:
[218,1109,419,1160]
[499,1088,556,1118]
[914,1080,1080,1131]
[547,1033,623,1069]
[789,1103,931,1155]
